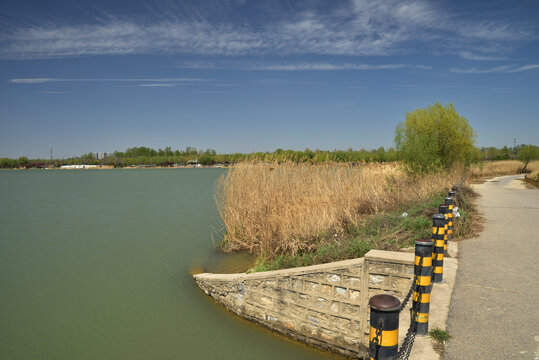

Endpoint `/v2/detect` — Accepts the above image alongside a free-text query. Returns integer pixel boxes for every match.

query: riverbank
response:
[1,164,228,170]
[215,161,472,272]
[249,183,477,272]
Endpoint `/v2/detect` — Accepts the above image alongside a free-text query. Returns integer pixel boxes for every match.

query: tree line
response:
[1,146,403,169]
[2,102,538,170]
[1,143,537,170]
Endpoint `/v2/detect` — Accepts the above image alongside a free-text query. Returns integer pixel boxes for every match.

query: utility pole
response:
[50,147,53,161]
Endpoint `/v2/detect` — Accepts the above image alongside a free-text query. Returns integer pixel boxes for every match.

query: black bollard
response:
[412,238,434,335]
[432,214,445,283]
[369,294,400,360]
[438,204,449,255]
[445,197,454,245]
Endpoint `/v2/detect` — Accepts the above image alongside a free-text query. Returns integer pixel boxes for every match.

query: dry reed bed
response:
[216,161,463,259]
[470,160,539,178]
[526,160,539,182]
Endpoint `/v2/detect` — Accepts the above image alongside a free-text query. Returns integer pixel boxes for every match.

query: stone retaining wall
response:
[193,250,414,358]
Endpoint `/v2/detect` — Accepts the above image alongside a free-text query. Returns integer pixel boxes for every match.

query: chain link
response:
[399,254,421,313]
[368,319,383,360]
[397,255,423,360]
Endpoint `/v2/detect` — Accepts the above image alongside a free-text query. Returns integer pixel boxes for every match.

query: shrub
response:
[395,102,478,174]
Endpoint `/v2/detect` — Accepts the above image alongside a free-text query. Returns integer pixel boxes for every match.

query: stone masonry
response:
[193,250,414,358]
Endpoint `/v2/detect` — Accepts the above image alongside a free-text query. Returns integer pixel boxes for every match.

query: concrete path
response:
[444,175,539,360]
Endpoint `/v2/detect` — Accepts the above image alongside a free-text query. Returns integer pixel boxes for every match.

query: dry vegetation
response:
[216,161,464,260]
[528,161,539,182]
[470,160,539,178]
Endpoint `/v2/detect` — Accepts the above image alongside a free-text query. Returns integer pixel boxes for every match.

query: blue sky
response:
[1,0,538,159]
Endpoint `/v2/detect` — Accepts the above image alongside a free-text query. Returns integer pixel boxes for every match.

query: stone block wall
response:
[193,250,414,358]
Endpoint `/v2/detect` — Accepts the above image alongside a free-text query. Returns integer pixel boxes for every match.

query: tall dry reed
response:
[216,161,463,258]
[527,160,539,181]
[470,160,527,178]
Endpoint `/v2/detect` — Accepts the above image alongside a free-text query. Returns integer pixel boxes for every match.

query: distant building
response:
[61,164,98,169]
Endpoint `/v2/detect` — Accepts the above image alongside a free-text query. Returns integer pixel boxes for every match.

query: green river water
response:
[0,169,338,360]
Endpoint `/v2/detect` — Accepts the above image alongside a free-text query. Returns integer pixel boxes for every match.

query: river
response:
[0,169,338,360]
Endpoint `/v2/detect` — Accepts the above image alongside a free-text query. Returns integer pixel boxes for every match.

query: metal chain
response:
[368,319,383,360]
[397,256,423,360]
[399,254,422,313]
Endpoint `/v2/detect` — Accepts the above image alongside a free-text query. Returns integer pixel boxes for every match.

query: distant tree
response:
[501,146,510,159]
[18,156,29,167]
[394,102,478,174]
[518,144,539,170]
[376,147,386,162]
[198,155,213,165]
[80,152,95,159]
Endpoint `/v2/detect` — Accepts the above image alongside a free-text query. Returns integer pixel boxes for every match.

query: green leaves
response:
[517,144,539,169]
[395,102,478,174]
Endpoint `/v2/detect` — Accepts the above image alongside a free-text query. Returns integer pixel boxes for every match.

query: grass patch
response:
[247,183,478,272]
[429,327,452,356]
[248,190,462,272]
[429,327,452,343]
[217,161,465,259]
[452,185,480,239]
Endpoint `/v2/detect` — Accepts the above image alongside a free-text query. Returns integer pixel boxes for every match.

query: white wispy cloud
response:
[176,61,431,71]
[0,0,530,59]
[459,51,507,61]
[137,83,176,87]
[258,63,430,71]
[450,64,539,74]
[10,77,204,84]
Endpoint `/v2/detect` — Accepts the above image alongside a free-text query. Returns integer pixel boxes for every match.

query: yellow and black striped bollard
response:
[368,294,400,360]
[445,197,454,245]
[413,238,434,335]
[438,204,449,255]
[432,214,445,283]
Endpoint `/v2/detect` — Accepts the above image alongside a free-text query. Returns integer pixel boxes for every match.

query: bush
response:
[395,102,478,174]
[518,144,539,171]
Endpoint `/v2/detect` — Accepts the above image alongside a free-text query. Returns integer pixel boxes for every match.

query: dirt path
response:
[444,175,539,359]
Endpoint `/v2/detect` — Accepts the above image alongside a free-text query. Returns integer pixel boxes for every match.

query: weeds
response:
[247,186,482,272]
[429,327,452,343]
[429,327,452,356]
[470,160,539,178]
[216,161,465,262]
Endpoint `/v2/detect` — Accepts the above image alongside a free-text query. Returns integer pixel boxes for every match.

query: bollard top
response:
[415,238,434,247]
[448,191,456,197]
[369,294,401,312]
[438,204,448,212]
[444,197,453,205]
[433,213,445,220]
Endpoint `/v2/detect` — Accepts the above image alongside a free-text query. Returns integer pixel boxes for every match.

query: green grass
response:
[248,187,479,273]
[429,327,452,343]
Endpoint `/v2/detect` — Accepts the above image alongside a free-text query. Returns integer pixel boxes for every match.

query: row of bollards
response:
[368,187,459,359]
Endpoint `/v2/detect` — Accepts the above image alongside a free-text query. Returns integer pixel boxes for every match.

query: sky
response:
[1,0,538,159]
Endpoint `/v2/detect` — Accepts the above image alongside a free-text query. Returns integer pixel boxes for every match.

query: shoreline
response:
[0,165,229,170]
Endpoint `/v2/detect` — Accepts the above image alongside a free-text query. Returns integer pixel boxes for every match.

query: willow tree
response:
[518,144,539,170]
[394,102,478,174]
